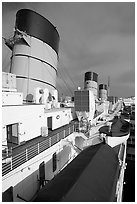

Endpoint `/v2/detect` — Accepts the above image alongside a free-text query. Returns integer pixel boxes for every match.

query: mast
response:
[107,76,110,97]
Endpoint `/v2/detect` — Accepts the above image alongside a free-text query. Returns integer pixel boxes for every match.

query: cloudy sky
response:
[2,2,135,98]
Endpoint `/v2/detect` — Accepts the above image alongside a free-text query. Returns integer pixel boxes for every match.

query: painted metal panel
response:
[12,42,30,57]
[99,84,107,90]
[2,72,16,90]
[10,9,59,99]
[11,56,29,77]
[2,104,45,126]
[85,71,98,82]
[43,42,58,68]
[15,9,60,54]
[2,92,23,106]
[99,89,108,101]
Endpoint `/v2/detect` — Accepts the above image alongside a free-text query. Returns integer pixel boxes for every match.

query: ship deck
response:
[2,119,78,176]
[9,119,77,157]
[33,143,120,202]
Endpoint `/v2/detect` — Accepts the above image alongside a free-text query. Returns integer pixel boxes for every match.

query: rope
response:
[44,44,74,96]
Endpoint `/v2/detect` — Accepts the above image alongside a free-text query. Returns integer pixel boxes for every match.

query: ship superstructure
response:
[2,9,79,201]
[2,9,132,202]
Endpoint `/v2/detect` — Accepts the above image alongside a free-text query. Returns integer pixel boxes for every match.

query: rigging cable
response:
[42,42,66,95]
[41,60,65,95]
[58,59,77,90]
[44,44,74,96]
[57,70,73,96]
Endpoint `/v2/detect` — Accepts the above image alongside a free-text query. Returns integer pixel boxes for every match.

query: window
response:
[39,161,45,188]
[52,152,57,172]
[6,123,18,144]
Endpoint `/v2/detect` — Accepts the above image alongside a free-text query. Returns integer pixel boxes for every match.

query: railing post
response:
[11,156,12,171]
[38,143,40,154]
[49,137,51,147]
[64,130,65,138]
[26,149,28,161]
[57,133,59,142]
[6,148,8,157]
[10,147,12,159]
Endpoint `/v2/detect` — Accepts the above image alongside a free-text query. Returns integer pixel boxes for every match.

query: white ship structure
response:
[2,9,132,202]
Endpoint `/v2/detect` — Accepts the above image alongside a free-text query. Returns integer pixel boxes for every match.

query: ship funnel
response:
[99,84,108,101]
[7,9,60,101]
[84,71,98,100]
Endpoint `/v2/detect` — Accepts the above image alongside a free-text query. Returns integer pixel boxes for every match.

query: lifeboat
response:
[99,116,130,147]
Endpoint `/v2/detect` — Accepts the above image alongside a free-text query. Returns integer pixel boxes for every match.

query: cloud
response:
[2,2,135,97]
[115,69,135,85]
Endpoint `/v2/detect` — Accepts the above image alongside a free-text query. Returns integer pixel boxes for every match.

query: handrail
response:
[2,146,12,160]
[2,122,77,176]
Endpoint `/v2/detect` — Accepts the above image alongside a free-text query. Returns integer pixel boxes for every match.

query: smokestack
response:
[99,84,108,101]
[84,71,98,99]
[6,9,60,101]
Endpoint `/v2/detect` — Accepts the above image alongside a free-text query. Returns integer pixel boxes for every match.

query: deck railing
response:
[2,122,77,176]
[2,145,12,158]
